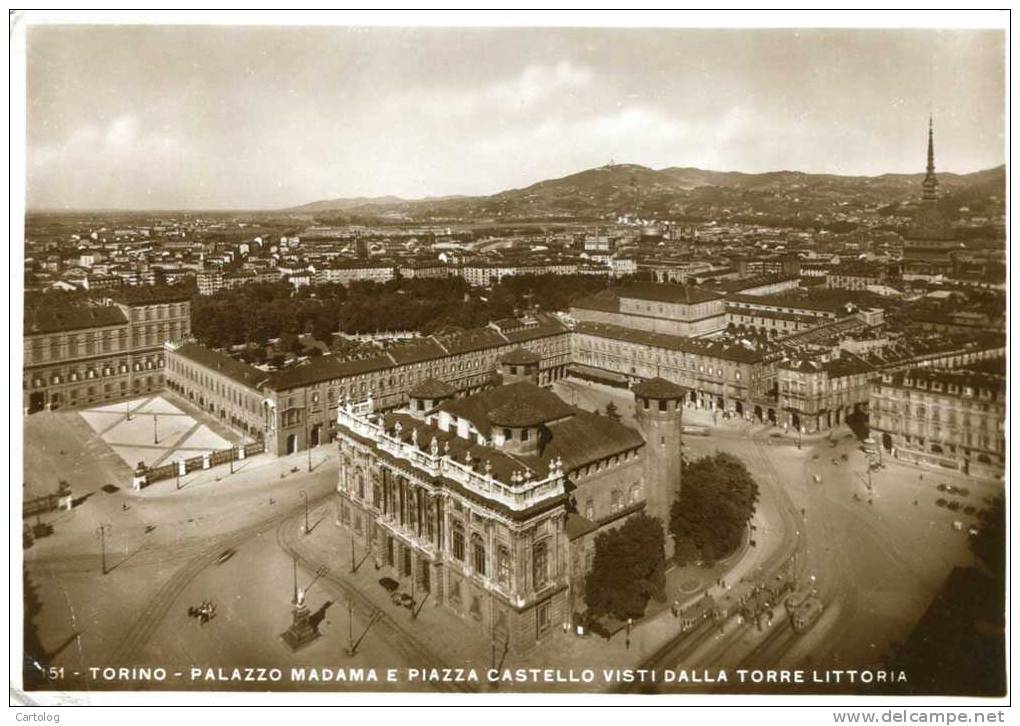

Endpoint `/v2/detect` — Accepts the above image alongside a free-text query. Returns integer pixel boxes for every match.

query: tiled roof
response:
[172,342,269,389]
[408,377,455,399]
[574,321,765,364]
[24,303,128,335]
[488,401,550,428]
[440,381,574,437]
[617,283,723,305]
[109,285,192,304]
[822,353,875,378]
[499,347,541,366]
[384,338,447,365]
[633,376,687,399]
[383,388,644,485]
[265,354,392,391]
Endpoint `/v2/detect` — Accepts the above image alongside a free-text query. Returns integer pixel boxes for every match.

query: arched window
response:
[532,541,548,588]
[497,546,511,587]
[472,534,486,576]
[610,490,623,513]
[628,482,642,504]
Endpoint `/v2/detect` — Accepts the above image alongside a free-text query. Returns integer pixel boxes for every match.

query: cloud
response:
[484,61,593,111]
[28,115,194,208]
[104,115,139,148]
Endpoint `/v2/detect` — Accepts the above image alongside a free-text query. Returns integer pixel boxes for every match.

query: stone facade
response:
[571,283,727,338]
[334,374,663,654]
[869,363,1006,478]
[23,289,191,413]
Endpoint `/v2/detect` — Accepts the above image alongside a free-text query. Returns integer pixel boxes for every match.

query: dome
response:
[905,204,955,242]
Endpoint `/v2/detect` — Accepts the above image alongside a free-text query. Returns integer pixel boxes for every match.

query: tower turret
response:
[499,348,541,386]
[633,376,685,559]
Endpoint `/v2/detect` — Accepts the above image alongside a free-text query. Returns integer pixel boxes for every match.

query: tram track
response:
[274,504,475,694]
[106,493,332,668]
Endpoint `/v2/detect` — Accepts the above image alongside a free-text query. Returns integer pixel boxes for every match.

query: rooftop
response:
[171,342,269,389]
[24,302,127,335]
[632,376,687,399]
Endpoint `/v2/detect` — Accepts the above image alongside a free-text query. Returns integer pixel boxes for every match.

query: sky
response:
[25,25,1005,210]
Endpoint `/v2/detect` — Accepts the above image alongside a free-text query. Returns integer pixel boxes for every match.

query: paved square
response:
[79,394,233,469]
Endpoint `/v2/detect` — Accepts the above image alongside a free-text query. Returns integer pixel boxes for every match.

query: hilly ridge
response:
[290,163,1005,221]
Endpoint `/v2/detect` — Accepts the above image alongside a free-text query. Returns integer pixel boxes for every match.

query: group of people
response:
[188,600,217,625]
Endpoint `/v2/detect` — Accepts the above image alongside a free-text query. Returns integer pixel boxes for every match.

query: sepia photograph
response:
[10,9,1010,715]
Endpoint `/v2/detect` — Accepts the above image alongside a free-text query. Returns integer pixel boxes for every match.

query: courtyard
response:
[77,394,238,471]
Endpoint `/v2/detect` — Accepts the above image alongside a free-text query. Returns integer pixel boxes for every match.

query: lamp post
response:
[305,411,313,472]
[96,523,111,575]
[300,490,309,535]
[153,414,159,445]
[175,460,181,490]
[346,598,355,656]
[798,426,803,450]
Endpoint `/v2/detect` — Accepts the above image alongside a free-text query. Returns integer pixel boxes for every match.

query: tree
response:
[669,452,759,564]
[584,513,666,620]
[971,495,1005,577]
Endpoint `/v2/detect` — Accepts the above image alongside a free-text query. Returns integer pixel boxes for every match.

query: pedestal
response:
[280,602,320,651]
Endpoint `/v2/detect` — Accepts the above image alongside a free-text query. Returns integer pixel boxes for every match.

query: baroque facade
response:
[333,359,683,654]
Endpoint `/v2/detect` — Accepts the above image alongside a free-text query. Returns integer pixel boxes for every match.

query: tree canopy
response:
[189,273,611,349]
[584,513,666,620]
[669,452,759,564]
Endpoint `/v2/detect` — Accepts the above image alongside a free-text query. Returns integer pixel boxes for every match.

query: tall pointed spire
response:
[922,114,939,202]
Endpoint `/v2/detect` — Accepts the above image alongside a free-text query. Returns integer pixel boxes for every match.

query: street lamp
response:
[306,416,313,472]
[96,523,112,575]
[300,490,309,535]
[153,414,159,445]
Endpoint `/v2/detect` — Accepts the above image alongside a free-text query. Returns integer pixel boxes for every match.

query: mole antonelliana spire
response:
[922,114,939,202]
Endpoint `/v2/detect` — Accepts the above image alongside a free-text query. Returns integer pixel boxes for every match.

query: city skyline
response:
[27,25,1005,211]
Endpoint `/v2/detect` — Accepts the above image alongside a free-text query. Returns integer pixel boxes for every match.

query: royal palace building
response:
[571,283,727,338]
[23,287,191,413]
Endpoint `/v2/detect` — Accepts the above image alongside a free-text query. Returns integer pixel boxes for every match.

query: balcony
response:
[337,402,566,513]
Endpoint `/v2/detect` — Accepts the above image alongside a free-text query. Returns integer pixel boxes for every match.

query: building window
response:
[472,535,486,576]
[536,602,552,638]
[497,546,511,588]
[452,523,465,561]
[532,541,549,589]
[628,482,642,504]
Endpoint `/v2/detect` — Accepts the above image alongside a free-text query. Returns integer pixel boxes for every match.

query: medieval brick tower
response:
[633,377,685,557]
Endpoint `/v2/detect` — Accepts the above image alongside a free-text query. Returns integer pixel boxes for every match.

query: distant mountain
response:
[287,195,408,213]
[288,163,1005,221]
